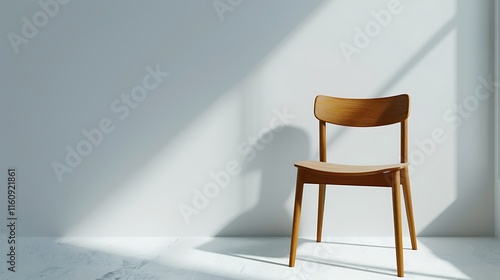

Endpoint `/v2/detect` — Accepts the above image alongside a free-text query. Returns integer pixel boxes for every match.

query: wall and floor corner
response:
[496,0,500,239]
[0,0,497,239]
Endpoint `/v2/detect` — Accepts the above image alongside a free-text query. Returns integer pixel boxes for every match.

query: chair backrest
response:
[314,94,410,163]
[314,94,410,127]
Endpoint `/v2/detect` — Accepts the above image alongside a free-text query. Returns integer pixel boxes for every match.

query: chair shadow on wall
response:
[197,126,309,264]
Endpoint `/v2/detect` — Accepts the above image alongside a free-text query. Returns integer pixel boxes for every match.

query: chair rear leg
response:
[392,170,404,277]
[401,168,417,250]
[317,184,326,242]
[289,169,305,267]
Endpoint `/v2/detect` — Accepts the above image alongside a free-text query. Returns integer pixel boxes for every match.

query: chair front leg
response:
[289,169,305,267]
[392,170,404,277]
[401,167,417,250]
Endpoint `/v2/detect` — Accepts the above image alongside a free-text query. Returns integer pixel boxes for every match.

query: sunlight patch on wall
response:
[64,92,244,236]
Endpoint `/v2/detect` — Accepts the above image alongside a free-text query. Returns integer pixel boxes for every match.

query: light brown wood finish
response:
[317,120,327,243]
[401,119,408,163]
[317,184,326,242]
[289,94,416,278]
[289,169,304,267]
[314,95,410,127]
[401,119,418,250]
[295,160,407,176]
[402,168,418,250]
[392,170,404,277]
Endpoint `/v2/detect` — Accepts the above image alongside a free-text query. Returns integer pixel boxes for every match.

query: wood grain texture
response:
[392,170,404,277]
[316,184,326,242]
[289,169,304,267]
[295,160,407,176]
[314,94,410,127]
[402,168,418,250]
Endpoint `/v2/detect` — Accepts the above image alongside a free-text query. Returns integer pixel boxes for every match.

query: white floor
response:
[0,237,499,279]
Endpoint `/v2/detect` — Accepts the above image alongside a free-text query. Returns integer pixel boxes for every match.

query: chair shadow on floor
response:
[197,126,309,264]
[195,125,432,277]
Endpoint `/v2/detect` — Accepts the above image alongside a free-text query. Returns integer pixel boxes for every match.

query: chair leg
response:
[317,184,326,242]
[289,170,305,267]
[392,170,404,277]
[401,168,417,250]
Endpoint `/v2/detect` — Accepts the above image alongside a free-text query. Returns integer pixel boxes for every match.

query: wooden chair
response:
[288,94,417,277]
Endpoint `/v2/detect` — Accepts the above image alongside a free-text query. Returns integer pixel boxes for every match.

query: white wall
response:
[0,0,495,237]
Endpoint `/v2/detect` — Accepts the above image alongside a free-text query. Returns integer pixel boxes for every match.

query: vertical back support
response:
[401,119,408,164]
[317,120,327,242]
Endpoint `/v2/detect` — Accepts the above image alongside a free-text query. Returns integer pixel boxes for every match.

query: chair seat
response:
[294,160,408,176]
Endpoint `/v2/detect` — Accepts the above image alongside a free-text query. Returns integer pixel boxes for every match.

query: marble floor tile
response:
[1,237,499,279]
